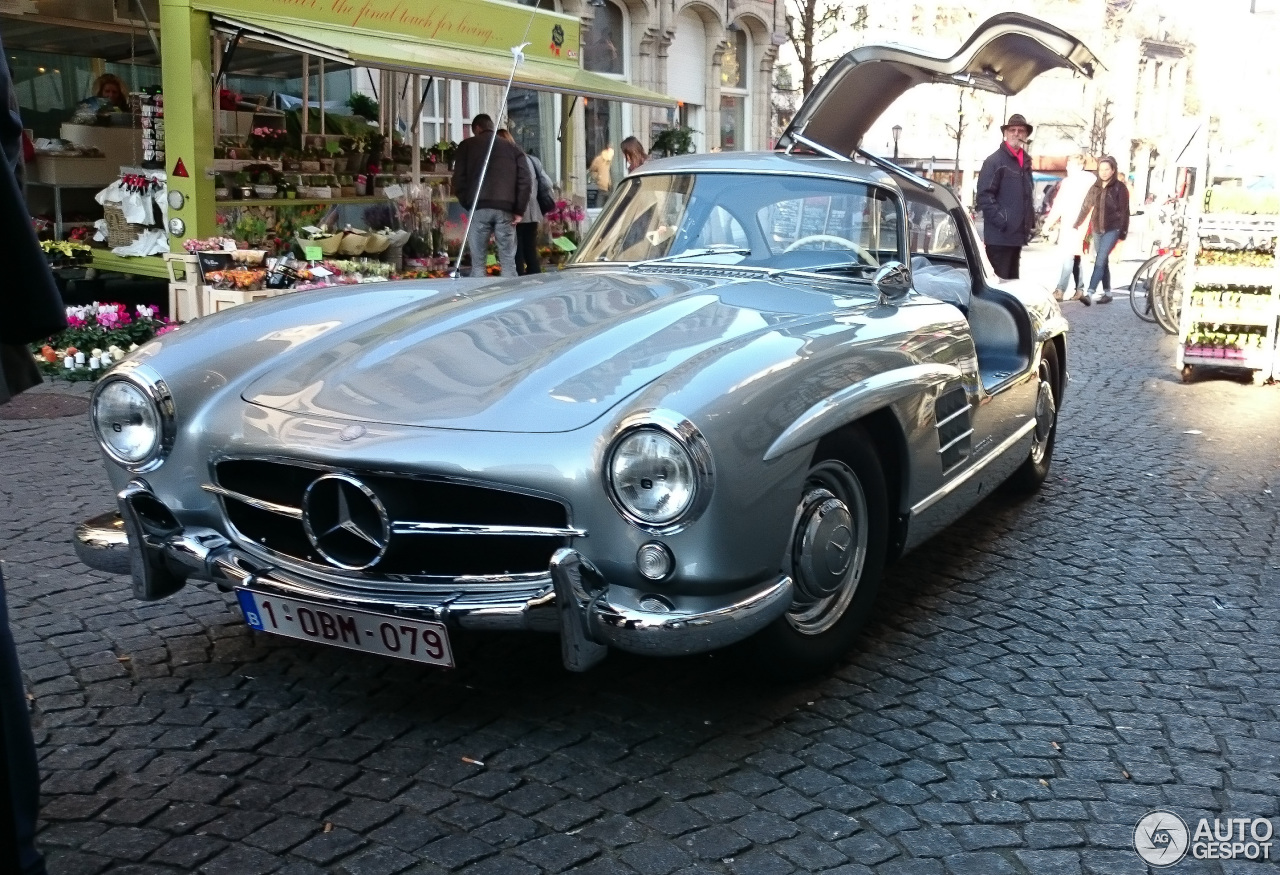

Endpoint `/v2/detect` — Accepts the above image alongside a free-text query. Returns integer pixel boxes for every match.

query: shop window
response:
[585,98,622,207]
[506,87,557,178]
[584,1,625,75]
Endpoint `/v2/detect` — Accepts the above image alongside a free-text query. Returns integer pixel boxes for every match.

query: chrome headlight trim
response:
[90,361,176,473]
[603,409,715,535]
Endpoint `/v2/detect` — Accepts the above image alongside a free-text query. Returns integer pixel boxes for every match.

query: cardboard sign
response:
[384,184,405,199]
[551,235,577,252]
[303,245,323,261]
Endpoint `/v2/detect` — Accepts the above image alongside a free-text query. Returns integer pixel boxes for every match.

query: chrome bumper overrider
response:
[75,484,795,672]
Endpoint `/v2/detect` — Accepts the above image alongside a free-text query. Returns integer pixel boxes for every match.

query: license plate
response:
[235,589,454,667]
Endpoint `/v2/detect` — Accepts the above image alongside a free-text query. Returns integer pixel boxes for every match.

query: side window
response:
[907,201,964,259]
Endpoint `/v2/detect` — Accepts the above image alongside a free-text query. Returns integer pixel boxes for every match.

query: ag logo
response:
[1135,810,1189,867]
[550,23,564,56]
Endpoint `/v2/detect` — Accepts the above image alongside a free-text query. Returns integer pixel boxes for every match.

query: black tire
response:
[1128,254,1163,323]
[1005,342,1060,493]
[1152,261,1183,336]
[751,425,888,679]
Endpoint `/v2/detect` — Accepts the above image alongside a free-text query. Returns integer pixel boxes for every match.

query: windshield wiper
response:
[629,246,751,268]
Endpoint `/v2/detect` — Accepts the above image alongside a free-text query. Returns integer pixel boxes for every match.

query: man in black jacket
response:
[452,114,532,277]
[1,33,64,875]
[975,113,1036,280]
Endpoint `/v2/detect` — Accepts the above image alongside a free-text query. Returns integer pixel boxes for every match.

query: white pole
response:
[301,53,310,137]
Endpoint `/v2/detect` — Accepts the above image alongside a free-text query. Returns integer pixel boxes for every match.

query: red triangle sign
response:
[172,158,189,178]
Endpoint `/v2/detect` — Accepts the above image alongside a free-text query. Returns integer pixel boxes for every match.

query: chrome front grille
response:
[211,459,580,580]
[934,388,973,473]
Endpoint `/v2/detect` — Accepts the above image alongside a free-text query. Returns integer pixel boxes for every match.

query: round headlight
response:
[92,379,162,466]
[608,428,697,525]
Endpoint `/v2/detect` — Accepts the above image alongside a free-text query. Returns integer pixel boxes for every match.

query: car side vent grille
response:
[210,459,579,581]
[934,388,973,473]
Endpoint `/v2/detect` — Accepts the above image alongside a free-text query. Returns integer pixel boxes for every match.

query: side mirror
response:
[874,261,912,305]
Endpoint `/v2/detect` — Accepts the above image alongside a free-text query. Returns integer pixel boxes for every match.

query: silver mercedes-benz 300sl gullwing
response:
[75,14,1097,676]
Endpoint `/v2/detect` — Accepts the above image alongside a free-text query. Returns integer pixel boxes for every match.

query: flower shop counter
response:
[89,251,170,280]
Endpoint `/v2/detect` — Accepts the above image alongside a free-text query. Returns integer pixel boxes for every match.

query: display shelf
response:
[213,196,388,207]
[90,250,169,279]
[1189,264,1275,287]
[1182,307,1275,327]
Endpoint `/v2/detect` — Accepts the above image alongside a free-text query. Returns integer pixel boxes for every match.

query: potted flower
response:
[249,125,286,159]
[279,178,296,199]
[282,148,301,172]
[300,148,321,174]
[254,170,278,199]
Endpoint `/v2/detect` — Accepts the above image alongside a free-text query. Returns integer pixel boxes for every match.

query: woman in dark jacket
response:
[1073,155,1129,305]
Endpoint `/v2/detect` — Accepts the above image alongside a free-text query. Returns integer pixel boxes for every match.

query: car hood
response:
[242,269,851,432]
[779,12,1099,156]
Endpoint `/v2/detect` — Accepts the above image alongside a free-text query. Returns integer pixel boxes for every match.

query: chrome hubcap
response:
[787,461,868,636]
[1030,363,1056,466]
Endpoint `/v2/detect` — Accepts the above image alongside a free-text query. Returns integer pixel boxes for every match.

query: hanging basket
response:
[103,203,145,248]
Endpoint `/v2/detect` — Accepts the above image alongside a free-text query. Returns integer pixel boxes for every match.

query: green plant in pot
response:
[651,125,697,157]
[214,172,230,200]
[254,170,278,199]
[234,171,254,199]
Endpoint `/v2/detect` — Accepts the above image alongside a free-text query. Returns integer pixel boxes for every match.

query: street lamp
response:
[891,124,902,161]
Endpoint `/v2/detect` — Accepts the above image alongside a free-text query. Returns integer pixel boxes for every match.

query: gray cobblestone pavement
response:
[3,247,1279,874]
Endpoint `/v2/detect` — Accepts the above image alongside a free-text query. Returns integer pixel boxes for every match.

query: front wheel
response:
[751,426,888,679]
[1005,342,1060,493]
[1128,254,1163,323]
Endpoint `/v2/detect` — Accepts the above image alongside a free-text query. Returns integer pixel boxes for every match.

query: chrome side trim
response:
[911,418,1036,516]
[937,428,976,455]
[393,521,588,538]
[202,483,303,519]
[764,363,962,461]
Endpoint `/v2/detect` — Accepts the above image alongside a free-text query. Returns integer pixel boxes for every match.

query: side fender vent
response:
[934,388,972,473]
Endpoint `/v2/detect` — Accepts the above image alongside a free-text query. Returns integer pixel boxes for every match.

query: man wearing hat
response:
[976,113,1036,280]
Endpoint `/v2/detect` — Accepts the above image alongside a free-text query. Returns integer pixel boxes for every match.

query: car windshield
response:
[573,172,904,274]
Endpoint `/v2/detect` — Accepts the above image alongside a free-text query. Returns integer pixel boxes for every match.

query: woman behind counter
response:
[89,73,129,112]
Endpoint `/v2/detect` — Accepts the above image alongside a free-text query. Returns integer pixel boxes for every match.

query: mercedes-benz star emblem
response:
[302,474,390,570]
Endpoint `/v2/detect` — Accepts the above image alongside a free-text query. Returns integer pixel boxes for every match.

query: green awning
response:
[212,13,675,108]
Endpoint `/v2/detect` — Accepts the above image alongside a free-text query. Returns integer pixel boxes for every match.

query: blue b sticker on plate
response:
[237,590,265,629]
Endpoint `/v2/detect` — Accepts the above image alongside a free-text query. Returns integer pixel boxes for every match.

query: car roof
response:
[629,150,899,188]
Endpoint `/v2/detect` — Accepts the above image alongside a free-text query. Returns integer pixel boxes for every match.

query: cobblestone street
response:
[3,249,1279,875]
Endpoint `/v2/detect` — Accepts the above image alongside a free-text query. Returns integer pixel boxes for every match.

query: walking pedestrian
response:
[497,130,554,275]
[452,114,531,277]
[1043,154,1096,302]
[976,113,1036,280]
[1074,155,1130,305]
[0,33,64,875]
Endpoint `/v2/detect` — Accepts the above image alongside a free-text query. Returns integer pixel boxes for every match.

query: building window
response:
[720,28,749,150]
[584,1,625,75]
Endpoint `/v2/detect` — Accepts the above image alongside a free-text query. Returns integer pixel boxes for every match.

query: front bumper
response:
[75,483,794,672]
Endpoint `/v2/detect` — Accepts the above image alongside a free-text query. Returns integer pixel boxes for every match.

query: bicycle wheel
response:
[1128,254,1164,323]
[1153,260,1183,335]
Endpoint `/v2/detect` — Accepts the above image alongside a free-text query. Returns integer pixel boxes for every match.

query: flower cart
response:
[1176,192,1280,384]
